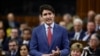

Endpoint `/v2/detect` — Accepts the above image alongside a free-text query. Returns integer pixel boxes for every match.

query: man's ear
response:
[54,14,55,16]
[53,14,55,18]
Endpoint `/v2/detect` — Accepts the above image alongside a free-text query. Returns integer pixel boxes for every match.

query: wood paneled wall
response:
[1,0,100,27]
[77,0,100,19]
[0,16,62,27]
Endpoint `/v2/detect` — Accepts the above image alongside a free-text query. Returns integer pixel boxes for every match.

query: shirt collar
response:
[75,30,82,34]
[44,22,54,29]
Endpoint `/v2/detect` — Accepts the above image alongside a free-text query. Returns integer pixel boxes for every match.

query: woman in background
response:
[19,44,30,56]
[81,33,100,56]
[70,42,83,56]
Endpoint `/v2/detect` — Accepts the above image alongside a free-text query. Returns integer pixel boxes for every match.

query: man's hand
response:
[51,46,60,56]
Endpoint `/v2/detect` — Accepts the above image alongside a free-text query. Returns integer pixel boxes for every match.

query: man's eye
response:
[43,13,47,16]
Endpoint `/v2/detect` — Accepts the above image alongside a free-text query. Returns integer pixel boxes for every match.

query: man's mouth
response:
[46,18,52,21]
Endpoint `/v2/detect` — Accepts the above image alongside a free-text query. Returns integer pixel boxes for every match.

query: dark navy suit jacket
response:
[29,23,69,56]
[69,30,85,41]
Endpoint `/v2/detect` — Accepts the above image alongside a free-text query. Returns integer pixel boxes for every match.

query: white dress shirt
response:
[82,32,90,41]
[23,40,29,45]
[44,23,54,36]
[73,30,82,40]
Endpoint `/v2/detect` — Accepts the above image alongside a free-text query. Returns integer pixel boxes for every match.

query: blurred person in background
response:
[82,21,95,41]
[94,14,100,31]
[7,28,22,45]
[19,23,28,32]
[83,10,96,31]
[69,18,85,41]
[19,44,30,56]
[73,15,80,19]
[21,28,31,45]
[9,28,19,39]
[87,10,96,21]
[19,22,29,36]
[0,21,4,29]
[0,28,8,51]
[4,13,20,29]
[81,33,100,56]
[6,40,19,56]
[63,13,73,31]
[69,42,83,56]
[59,21,66,28]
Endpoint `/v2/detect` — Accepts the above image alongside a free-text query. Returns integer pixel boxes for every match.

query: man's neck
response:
[44,22,54,28]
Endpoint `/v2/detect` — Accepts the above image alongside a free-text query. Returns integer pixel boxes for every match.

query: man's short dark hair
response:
[8,39,19,46]
[39,4,55,15]
[23,28,32,34]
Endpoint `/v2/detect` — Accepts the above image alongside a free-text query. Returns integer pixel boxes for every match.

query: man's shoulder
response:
[54,24,67,31]
[32,25,44,31]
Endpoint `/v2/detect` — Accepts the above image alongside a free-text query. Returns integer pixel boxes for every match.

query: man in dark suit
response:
[82,21,95,41]
[29,4,69,56]
[83,10,96,31]
[4,13,20,29]
[5,40,19,56]
[6,28,22,45]
[21,28,32,45]
[69,18,85,41]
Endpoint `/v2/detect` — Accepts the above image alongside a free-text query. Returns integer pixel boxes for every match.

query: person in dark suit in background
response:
[69,18,85,41]
[21,28,32,45]
[95,14,100,31]
[82,21,95,41]
[4,13,20,29]
[83,10,96,31]
[29,4,69,56]
[5,40,19,56]
[7,28,22,45]
[19,22,29,36]
[0,28,9,51]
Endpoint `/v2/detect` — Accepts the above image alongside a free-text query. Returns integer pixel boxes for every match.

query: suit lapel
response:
[79,31,84,40]
[41,25,49,47]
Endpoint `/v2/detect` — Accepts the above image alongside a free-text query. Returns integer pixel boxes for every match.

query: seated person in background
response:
[95,14,100,31]
[19,22,29,35]
[82,21,95,41]
[19,44,30,56]
[4,13,20,29]
[59,21,66,28]
[21,28,32,45]
[81,33,100,56]
[63,13,73,31]
[83,10,96,31]
[69,42,83,56]
[5,40,19,56]
[69,18,85,41]
[0,28,9,51]
[7,28,22,45]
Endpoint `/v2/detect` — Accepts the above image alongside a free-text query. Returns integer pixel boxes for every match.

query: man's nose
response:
[46,14,50,18]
